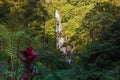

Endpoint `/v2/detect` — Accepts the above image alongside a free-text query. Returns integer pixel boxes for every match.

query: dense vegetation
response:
[0,0,120,80]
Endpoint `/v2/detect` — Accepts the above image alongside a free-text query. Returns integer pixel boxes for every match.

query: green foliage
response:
[0,0,120,80]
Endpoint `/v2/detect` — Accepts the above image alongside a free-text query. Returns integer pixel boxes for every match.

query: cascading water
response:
[55,10,64,48]
[55,10,74,64]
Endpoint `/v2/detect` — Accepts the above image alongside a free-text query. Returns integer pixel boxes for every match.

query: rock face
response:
[55,10,74,64]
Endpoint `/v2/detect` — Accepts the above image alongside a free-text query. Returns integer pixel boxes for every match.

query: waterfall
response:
[55,10,64,49]
[55,10,74,64]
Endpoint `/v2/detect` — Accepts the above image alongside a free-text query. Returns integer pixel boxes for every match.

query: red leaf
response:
[22,75,28,80]
[2,73,7,78]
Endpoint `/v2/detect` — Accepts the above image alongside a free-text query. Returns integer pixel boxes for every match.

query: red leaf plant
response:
[19,46,39,80]
[2,73,7,78]
[22,75,28,80]
[19,47,38,64]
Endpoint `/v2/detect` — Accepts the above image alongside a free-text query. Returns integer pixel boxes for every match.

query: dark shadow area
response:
[69,2,120,80]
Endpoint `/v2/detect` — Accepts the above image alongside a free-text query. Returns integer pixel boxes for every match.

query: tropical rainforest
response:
[0,0,120,80]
